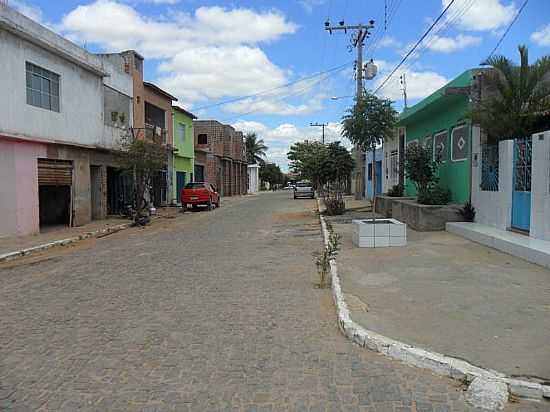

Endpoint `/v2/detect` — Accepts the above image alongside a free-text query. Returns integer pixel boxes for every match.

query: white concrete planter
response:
[352,218,407,248]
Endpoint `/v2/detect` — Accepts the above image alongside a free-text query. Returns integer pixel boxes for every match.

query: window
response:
[433,131,448,162]
[177,123,186,145]
[451,124,469,161]
[185,182,205,189]
[198,134,208,145]
[424,135,433,152]
[104,85,130,127]
[26,62,60,112]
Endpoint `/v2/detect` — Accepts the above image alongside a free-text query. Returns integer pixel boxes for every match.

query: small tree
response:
[403,143,436,195]
[319,142,355,215]
[116,133,169,223]
[342,92,398,216]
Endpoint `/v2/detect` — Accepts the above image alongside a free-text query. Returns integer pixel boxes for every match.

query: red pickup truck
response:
[181,182,220,211]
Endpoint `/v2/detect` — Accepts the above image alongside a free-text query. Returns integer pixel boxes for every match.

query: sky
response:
[9,0,550,171]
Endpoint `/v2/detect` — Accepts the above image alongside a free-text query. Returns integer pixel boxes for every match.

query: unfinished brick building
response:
[193,120,248,197]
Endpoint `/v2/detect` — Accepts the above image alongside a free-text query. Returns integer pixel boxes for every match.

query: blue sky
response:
[10,0,550,170]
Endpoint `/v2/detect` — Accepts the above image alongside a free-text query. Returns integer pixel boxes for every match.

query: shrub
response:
[324,198,346,215]
[404,143,437,194]
[459,201,476,222]
[386,184,404,197]
[417,185,451,205]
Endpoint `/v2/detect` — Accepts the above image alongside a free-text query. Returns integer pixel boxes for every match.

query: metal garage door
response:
[37,159,73,186]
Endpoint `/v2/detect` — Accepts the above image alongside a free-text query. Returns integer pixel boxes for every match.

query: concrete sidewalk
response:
[0,198,249,260]
[326,211,550,382]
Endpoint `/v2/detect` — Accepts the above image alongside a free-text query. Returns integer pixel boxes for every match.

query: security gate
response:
[511,137,532,232]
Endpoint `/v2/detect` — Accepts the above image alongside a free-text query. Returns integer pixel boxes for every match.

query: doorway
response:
[39,185,71,228]
[90,165,102,220]
[176,171,186,203]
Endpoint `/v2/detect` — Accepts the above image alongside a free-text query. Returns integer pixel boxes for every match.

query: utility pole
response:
[325,19,375,199]
[310,122,328,144]
[400,73,408,108]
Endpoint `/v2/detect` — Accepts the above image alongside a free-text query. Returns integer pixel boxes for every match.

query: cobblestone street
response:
[0,192,544,411]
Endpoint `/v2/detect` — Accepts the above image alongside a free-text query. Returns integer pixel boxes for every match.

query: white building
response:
[247,164,260,194]
[0,3,133,237]
[448,127,550,268]
[381,127,406,194]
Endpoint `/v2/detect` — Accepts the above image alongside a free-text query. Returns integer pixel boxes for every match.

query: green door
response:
[176,171,186,203]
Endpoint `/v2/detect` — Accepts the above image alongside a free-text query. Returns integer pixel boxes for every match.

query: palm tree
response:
[245,132,268,164]
[473,45,550,142]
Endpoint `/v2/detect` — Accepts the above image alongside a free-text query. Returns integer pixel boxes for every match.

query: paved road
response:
[0,192,544,411]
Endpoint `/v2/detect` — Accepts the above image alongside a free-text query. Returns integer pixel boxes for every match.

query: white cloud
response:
[9,0,42,22]
[373,60,449,101]
[441,0,517,31]
[424,33,481,53]
[299,0,326,13]
[531,24,550,47]
[233,120,346,171]
[60,1,298,109]
[375,35,402,49]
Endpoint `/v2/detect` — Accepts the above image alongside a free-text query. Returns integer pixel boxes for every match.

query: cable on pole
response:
[373,0,457,95]
[485,0,529,62]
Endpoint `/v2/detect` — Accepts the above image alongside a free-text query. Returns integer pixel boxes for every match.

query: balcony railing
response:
[144,123,167,145]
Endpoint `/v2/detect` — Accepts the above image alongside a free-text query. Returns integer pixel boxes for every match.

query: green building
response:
[172,105,197,203]
[398,70,474,204]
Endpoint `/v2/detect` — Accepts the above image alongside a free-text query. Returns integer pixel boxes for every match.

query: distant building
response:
[247,164,260,194]
[193,120,247,196]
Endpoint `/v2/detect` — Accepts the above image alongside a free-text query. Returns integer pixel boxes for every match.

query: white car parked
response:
[293,181,315,199]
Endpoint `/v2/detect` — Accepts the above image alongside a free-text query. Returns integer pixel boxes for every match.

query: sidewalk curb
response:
[316,199,548,407]
[0,222,134,263]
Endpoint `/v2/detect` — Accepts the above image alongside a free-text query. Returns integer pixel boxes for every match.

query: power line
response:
[220,65,350,122]
[194,61,353,111]
[393,0,475,81]
[374,0,456,95]
[485,0,529,61]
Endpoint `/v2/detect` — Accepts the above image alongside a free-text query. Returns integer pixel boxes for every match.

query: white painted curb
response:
[317,199,549,405]
[0,222,132,263]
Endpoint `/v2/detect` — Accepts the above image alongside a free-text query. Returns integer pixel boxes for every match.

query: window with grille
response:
[26,62,60,112]
[451,125,469,161]
[198,134,208,145]
[481,143,499,191]
[433,131,448,162]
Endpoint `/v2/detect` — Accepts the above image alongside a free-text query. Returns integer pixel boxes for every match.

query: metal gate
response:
[37,158,72,186]
[511,137,532,232]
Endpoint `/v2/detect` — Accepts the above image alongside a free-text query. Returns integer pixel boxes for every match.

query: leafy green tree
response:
[342,92,398,210]
[259,162,284,189]
[473,45,550,141]
[245,132,268,164]
[287,140,328,189]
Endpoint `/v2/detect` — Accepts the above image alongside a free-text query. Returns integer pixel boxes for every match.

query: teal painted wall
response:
[172,108,195,200]
[402,98,472,204]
